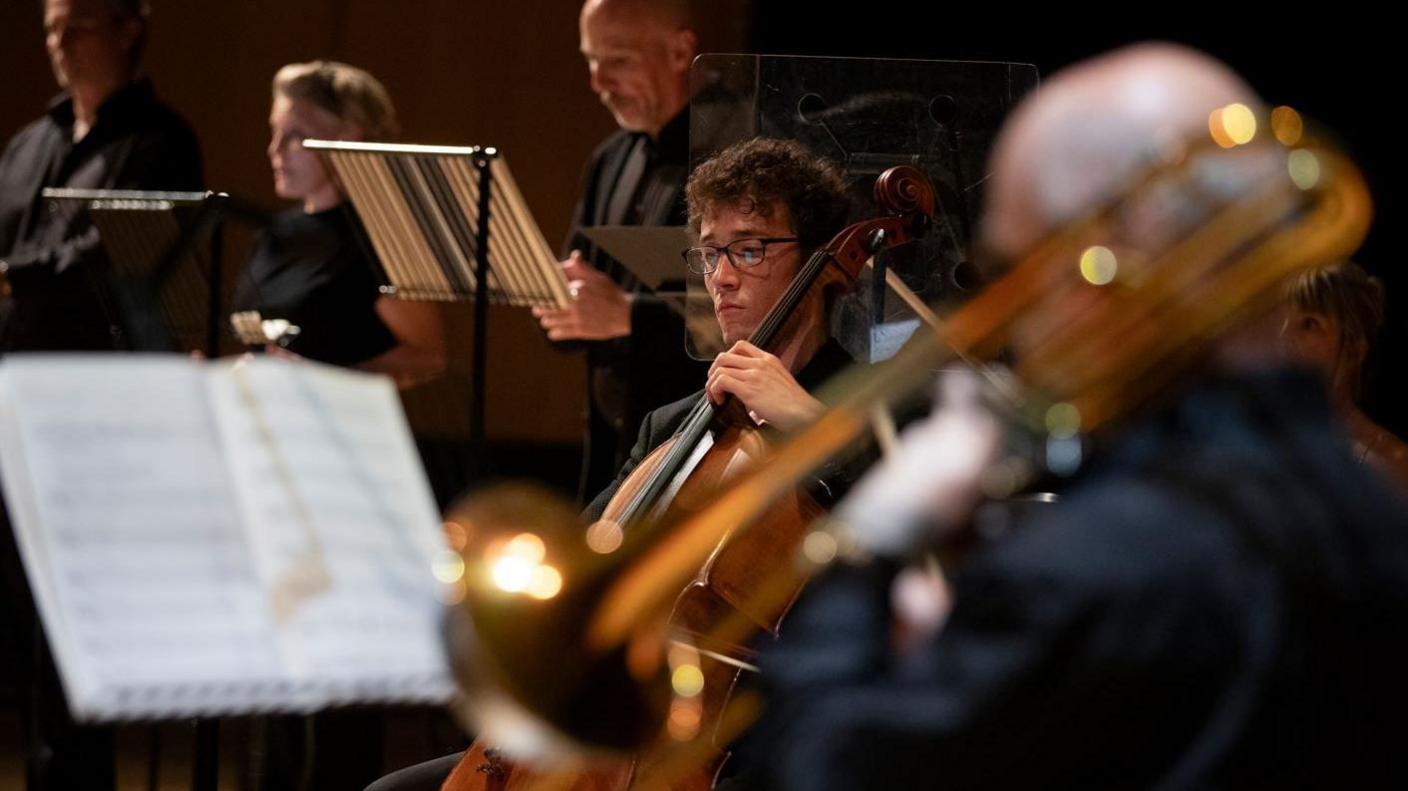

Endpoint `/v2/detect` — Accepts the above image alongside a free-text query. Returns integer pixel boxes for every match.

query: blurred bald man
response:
[745,44,1408,790]
[533,0,708,502]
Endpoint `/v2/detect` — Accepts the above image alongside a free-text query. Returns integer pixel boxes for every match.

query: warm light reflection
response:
[443,520,470,551]
[671,663,706,698]
[1044,402,1081,439]
[1209,103,1257,148]
[484,532,561,598]
[1271,106,1303,146]
[505,533,546,563]
[1078,246,1118,286]
[585,519,624,554]
[801,530,838,565]
[667,699,703,741]
[1288,149,1321,190]
[432,550,465,584]
[1222,103,1257,145]
[1208,107,1235,149]
[527,565,563,600]
[667,641,706,740]
[491,554,535,593]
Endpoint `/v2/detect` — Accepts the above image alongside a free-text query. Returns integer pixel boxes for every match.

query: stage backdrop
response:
[0,0,753,446]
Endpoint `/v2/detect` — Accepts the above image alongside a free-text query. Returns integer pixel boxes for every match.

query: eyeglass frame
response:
[681,237,800,276]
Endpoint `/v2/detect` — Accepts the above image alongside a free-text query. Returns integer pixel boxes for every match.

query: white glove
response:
[836,366,1003,557]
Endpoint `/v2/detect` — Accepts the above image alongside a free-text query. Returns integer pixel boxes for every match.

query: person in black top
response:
[0,0,202,353]
[0,3,200,789]
[743,44,1408,790]
[1280,261,1408,489]
[532,0,710,500]
[232,60,445,389]
[233,205,399,368]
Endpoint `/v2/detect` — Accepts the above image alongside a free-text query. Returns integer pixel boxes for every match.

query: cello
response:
[442,162,935,791]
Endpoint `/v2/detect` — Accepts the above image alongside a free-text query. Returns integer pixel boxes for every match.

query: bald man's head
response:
[581,0,693,29]
[579,0,697,135]
[982,43,1259,263]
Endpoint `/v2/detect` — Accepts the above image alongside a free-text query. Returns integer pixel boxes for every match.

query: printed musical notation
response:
[0,355,454,721]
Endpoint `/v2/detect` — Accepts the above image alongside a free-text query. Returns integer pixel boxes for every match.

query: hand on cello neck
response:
[705,340,824,431]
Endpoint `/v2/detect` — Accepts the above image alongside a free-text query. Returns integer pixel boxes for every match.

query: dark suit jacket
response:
[563,108,709,497]
[747,369,1408,790]
[584,338,860,522]
[0,79,202,352]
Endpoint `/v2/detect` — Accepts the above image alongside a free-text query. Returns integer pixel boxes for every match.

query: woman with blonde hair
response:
[232,60,445,387]
[1282,261,1408,489]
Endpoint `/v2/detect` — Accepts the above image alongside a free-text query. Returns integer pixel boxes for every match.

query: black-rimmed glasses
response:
[682,237,799,275]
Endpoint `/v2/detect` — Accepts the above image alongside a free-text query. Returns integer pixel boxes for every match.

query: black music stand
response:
[39,189,231,791]
[41,188,228,357]
[303,140,568,455]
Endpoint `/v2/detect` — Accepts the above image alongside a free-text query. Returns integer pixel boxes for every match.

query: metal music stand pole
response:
[192,718,218,791]
[470,147,496,458]
[203,193,229,359]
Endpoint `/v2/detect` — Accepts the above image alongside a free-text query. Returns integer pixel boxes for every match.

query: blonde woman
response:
[233,60,444,388]
[1282,261,1408,489]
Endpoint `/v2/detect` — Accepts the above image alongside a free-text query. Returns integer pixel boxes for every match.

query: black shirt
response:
[565,108,710,497]
[747,369,1408,789]
[0,78,202,351]
[232,206,396,368]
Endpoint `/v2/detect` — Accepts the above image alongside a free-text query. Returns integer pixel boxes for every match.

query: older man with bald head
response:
[746,44,1408,790]
[531,0,710,502]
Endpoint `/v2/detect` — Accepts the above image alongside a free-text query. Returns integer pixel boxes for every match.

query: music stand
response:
[37,188,232,790]
[41,188,227,357]
[303,140,569,452]
[580,225,692,293]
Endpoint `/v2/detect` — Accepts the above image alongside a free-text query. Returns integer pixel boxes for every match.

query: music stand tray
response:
[304,140,569,449]
[580,225,692,293]
[302,140,568,307]
[41,188,226,356]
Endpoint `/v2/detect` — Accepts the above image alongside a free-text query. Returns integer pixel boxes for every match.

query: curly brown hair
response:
[685,137,851,254]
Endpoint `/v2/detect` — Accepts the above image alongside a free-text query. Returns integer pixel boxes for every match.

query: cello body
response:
[444,426,823,791]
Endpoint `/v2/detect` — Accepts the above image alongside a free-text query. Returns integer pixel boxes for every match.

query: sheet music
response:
[208,359,451,702]
[0,357,283,720]
[0,355,455,721]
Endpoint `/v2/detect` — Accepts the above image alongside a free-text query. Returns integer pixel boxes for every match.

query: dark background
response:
[1,2,1398,448]
[752,6,1404,435]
